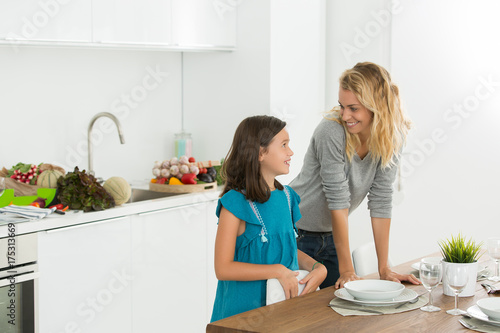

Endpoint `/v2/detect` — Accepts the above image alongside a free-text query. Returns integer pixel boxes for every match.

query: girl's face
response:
[338,88,373,142]
[259,128,293,181]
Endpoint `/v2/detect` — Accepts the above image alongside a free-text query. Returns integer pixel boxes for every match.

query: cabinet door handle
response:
[138,209,174,217]
[45,216,129,234]
[98,40,171,46]
[138,203,205,217]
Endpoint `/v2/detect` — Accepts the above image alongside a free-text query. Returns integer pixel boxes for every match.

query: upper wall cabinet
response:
[93,0,172,45]
[0,0,92,42]
[171,0,237,48]
[0,0,236,51]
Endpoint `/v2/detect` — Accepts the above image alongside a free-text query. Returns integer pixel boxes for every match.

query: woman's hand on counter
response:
[379,267,421,285]
[335,271,361,289]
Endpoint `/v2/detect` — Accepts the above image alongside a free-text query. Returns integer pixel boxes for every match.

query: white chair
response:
[352,241,393,277]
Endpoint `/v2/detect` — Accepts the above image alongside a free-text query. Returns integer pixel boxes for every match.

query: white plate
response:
[334,288,418,306]
[467,305,500,327]
[411,262,486,276]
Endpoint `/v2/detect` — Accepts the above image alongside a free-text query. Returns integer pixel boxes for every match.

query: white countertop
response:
[0,189,220,238]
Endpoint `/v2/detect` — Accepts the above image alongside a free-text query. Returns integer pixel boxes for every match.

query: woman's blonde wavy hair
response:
[325,62,411,168]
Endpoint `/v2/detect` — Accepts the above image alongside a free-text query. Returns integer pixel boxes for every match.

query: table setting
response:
[329,280,427,316]
[327,235,500,332]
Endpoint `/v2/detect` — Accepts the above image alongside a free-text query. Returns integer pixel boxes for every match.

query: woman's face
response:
[338,88,373,142]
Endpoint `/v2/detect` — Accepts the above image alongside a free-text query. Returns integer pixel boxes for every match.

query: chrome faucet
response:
[87,112,125,175]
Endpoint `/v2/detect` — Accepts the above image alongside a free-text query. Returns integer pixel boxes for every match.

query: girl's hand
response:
[298,263,327,295]
[380,267,421,285]
[335,271,361,289]
[277,266,300,299]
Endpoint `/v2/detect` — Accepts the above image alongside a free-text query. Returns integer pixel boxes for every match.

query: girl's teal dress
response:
[210,186,301,322]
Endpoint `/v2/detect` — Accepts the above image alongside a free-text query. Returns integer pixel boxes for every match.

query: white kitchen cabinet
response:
[38,216,133,333]
[92,0,172,45]
[131,203,208,332]
[0,0,236,50]
[0,0,92,42]
[171,0,237,48]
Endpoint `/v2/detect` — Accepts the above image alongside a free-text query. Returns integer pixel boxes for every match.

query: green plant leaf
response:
[56,167,115,212]
[439,232,483,263]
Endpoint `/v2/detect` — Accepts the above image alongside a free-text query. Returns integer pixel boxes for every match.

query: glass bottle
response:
[174,131,192,158]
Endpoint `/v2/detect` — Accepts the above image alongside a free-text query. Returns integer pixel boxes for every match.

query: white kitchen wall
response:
[0,46,181,182]
[390,0,500,264]
[183,1,271,163]
[270,0,326,185]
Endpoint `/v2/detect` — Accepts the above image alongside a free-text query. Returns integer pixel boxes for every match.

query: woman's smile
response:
[338,88,373,142]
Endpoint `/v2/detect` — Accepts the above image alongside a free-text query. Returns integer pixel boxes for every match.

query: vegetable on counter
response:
[30,197,47,208]
[102,177,131,206]
[181,173,197,185]
[7,162,42,185]
[37,169,63,188]
[57,167,115,212]
[213,158,224,186]
[168,177,183,185]
[49,204,64,210]
[197,173,213,183]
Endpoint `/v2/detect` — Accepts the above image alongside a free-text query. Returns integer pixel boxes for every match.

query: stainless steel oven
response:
[0,231,39,333]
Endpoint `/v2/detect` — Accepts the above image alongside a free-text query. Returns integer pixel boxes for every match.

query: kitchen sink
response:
[126,188,183,203]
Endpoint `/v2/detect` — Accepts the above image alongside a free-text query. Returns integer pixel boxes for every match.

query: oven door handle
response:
[0,272,40,287]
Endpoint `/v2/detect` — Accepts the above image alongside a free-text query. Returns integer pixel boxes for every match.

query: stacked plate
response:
[467,298,500,327]
[334,280,417,306]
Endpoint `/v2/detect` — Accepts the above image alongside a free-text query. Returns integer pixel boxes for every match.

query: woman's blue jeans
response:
[297,229,339,289]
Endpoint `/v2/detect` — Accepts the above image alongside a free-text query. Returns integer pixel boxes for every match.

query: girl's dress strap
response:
[246,186,297,242]
[247,200,268,243]
[283,186,299,238]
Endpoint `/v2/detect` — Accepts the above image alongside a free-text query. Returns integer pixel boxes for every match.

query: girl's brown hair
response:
[220,115,286,203]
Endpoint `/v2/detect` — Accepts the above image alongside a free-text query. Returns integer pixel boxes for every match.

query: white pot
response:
[442,260,478,297]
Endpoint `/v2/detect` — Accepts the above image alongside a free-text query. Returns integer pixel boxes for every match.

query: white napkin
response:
[266,270,318,305]
[0,205,56,219]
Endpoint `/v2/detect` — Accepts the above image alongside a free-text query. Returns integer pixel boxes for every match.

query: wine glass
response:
[445,265,469,315]
[488,238,500,282]
[419,258,443,312]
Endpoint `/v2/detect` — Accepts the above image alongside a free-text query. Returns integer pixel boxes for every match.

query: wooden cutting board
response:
[149,182,217,193]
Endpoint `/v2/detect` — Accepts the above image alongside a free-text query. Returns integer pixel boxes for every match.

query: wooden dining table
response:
[206,253,498,332]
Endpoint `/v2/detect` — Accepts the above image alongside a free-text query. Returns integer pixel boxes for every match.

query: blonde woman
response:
[290,62,420,289]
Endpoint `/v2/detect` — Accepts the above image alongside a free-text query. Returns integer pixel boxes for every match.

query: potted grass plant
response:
[439,233,482,297]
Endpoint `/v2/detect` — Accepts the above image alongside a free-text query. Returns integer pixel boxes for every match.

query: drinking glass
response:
[419,258,442,312]
[488,238,500,282]
[445,265,469,315]
[0,177,5,197]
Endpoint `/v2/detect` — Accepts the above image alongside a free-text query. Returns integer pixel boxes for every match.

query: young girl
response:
[210,115,327,322]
